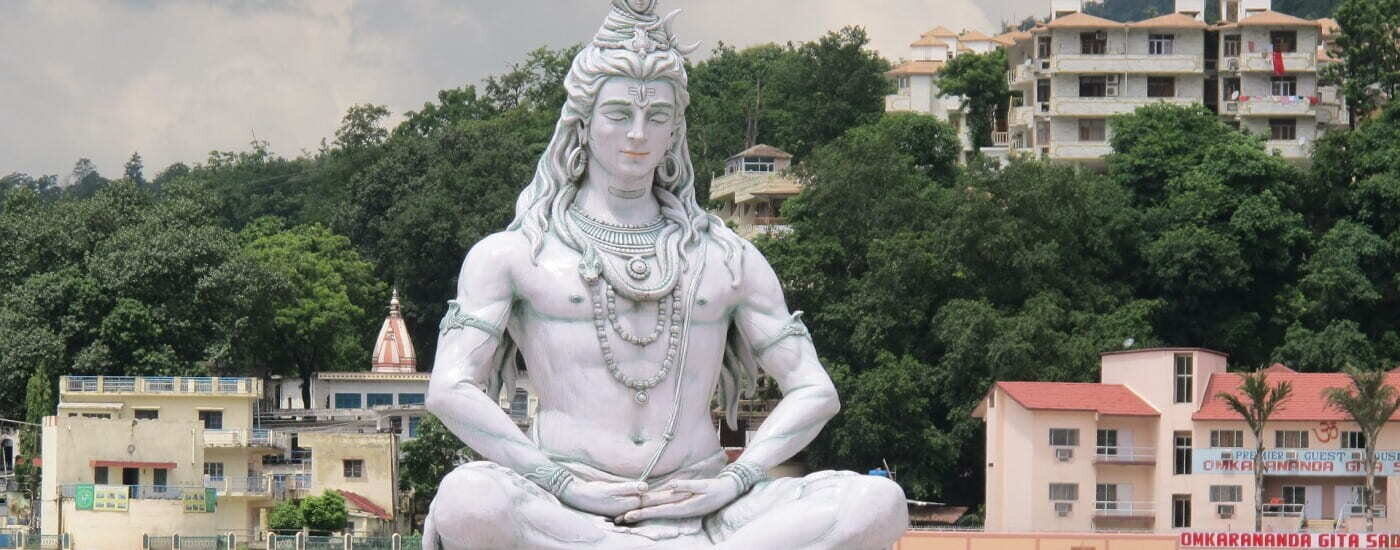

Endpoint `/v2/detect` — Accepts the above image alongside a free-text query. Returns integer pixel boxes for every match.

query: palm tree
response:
[1323,366,1400,532]
[1219,370,1294,532]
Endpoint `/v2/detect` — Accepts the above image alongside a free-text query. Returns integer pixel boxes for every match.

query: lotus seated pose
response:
[421,2,908,548]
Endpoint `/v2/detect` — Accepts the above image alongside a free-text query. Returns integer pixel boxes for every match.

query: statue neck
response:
[575,174,662,226]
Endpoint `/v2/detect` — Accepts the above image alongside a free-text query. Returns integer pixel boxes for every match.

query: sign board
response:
[1181,532,1400,549]
[73,484,94,510]
[182,488,217,513]
[92,485,128,512]
[1194,448,1400,477]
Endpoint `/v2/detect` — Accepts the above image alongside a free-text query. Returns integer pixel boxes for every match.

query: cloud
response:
[0,0,1044,178]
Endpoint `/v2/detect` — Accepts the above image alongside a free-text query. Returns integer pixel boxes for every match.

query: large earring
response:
[656,149,682,185]
[568,145,589,181]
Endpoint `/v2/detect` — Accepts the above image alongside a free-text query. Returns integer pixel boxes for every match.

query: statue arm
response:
[729,242,840,474]
[426,234,558,482]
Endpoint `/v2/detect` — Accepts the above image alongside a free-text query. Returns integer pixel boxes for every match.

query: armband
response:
[439,300,503,339]
[718,461,766,494]
[751,311,810,357]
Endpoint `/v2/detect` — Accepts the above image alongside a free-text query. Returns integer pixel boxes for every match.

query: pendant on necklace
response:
[635,390,649,405]
[627,255,651,280]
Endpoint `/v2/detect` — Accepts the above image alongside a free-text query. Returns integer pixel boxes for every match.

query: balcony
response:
[1010,106,1035,129]
[205,475,270,497]
[1237,97,1318,117]
[1051,143,1114,160]
[886,94,913,112]
[1052,97,1197,117]
[1095,446,1156,465]
[203,429,288,449]
[1266,140,1311,160]
[62,376,259,397]
[1237,53,1316,73]
[1094,501,1155,517]
[1053,54,1202,74]
[1009,63,1038,85]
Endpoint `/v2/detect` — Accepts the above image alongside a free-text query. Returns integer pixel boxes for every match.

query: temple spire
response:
[371,287,416,373]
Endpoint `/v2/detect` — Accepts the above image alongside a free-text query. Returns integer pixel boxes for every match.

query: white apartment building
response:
[998,0,1347,166]
[890,0,1347,167]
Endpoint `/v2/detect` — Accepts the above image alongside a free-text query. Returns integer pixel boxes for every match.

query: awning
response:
[90,460,177,469]
[58,402,124,410]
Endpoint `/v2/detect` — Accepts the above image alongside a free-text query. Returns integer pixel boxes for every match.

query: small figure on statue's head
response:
[421,2,909,549]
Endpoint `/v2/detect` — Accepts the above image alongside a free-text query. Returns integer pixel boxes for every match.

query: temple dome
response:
[371,289,417,373]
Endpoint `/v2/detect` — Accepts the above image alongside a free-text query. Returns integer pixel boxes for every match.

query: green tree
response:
[123,152,145,186]
[268,500,303,531]
[1324,0,1400,118]
[937,50,1010,153]
[1323,366,1400,532]
[399,415,475,529]
[1218,371,1293,532]
[301,491,349,534]
[242,221,383,407]
[332,105,391,151]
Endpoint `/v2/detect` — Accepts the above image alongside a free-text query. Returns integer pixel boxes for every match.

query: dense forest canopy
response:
[4,0,1397,511]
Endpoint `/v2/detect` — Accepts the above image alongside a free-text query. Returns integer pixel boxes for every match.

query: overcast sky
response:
[0,1,1041,179]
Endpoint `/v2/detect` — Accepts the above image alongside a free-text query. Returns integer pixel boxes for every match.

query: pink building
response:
[976,348,1400,533]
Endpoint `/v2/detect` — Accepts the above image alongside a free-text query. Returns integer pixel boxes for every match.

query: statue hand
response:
[559,480,648,517]
[617,478,742,523]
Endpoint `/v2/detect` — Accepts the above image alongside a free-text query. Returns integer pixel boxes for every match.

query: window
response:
[1079,76,1108,97]
[366,393,393,408]
[1283,485,1306,505]
[1223,35,1241,57]
[334,393,363,409]
[1036,121,1051,146]
[390,416,403,434]
[1147,76,1176,98]
[1148,34,1175,55]
[1037,79,1052,103]
[1270,119,1297,141]
[897,76,911,91]
[510,389,530,419]
[134,409,158,420]
[1096,484,1119,508]
[153,468,168,487]
[1210,485,1243,502]
[1038,36,1053,58]
[398,393,425,406]
[1174,431,1193,475]
[1225,0,1240,22]
[1049,428,1080,447]
[1270,31,1298,53]
[742,157,775,173]
[1210,430,1245,448]
[408,416,422,438]
[1049,483,1079,501]
[1224,77,1242,100]
[1078,119,1106,142]
[343,459,364,479]
[1173,495,1192,528]
[1097,429,1118,455]
[1343,431,1367,449]
[94,466,109,484]
[1081,31,1107,55]
[1271,76,1298,97]
[203,462,224,480]
[1275,429,1308,448]
[1174,354,1193,403]
[81,413,110,419]
[198,410,223,430]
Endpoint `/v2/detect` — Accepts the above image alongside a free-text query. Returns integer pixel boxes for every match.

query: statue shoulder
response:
[455,231,529,297]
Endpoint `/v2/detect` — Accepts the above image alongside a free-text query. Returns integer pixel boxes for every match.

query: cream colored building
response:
[40,376,283,549]
[709,144,801,239]
[296,432,398,535]
[977,348,1400,534]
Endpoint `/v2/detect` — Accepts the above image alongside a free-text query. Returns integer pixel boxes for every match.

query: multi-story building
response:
[897,0,1347,167]
[708,144,801,239]
[977,348,1400,533]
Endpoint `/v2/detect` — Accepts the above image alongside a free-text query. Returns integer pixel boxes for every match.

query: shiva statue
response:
[422,1,908,548]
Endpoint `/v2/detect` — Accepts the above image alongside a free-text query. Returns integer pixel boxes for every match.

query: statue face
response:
[587,77,677,186]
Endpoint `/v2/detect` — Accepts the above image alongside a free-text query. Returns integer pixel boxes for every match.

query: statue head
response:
[510,0,728,265]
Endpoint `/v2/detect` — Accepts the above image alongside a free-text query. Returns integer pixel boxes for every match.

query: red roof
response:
[337,489,391,520]
[1194,372,1400,421]
[997,382,1159,416]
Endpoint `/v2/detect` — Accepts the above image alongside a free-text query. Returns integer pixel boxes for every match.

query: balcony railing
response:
[1094,501,1156,517]
[1239,52,1316,73]
[203,429,288,449]
[1053,54,1202,74]
[1051,97,1197,117]
[1344,505,1388,518]
[205,475,270,496]
[991,132,1010,146]
[752,217,788,226]
[886,95,913,112]
[62,376,258,396]
[1095,446,1156,464]
[1262,503,1305,517]
[59,484,202,500]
